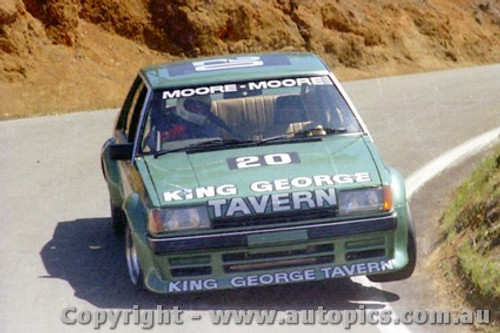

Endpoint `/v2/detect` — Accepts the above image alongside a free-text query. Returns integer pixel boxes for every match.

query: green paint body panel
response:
[145,134,383,207]
[142,52,329,89]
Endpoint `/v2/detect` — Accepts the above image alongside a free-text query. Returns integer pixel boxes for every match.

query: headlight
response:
[148,206,210,234]
[338,186,393,215]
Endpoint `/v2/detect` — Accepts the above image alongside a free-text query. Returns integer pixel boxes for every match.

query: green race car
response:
[101,52,416,293]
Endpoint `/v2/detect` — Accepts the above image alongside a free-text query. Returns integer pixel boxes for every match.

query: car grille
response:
[165,236,388,278]
[168,255,212,277]
[344,237,386,262]
[222,243,335,273]
[212,208,337,229]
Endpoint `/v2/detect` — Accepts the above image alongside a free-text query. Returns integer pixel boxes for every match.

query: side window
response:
[126,84,147,142]
[116,77,142,133]
[116,77,147,142]
[115,76,148,144]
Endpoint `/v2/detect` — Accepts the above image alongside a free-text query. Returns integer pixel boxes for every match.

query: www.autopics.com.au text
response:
[60,305,491,329]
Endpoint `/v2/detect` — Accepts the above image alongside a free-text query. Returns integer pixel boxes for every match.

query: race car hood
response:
[143,134,384,208]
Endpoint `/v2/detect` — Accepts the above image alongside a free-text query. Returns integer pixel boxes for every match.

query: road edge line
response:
[405,127,500,199]
[371,127,500,333]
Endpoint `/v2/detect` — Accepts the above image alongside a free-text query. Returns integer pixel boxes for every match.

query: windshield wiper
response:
[258,127,348,145]
[154,138,254,158]
[295,127,348,137]
[187,138,255,148]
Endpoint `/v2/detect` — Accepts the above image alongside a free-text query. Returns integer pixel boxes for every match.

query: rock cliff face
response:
[1,0,499,118]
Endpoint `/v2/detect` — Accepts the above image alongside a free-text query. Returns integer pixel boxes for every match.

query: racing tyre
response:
[367,204,417,282]
[110,201,126,236]
[126,225,144,289]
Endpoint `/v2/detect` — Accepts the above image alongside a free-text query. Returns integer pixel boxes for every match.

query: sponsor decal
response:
[227,152,301,169]
[193,56,264,71]
[163,260,394,292]
[162,172,372,218]
[163,184,237,202]
[208,189,336,218]
[163,172,372,202]
[166,54,291,76]
[167,279,218,293]
[161,76,331,100]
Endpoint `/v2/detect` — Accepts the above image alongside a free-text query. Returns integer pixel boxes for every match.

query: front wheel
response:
[368,204,417,282]
[126,225,144,288]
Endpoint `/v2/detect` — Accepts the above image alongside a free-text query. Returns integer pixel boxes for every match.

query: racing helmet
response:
[175,95,212,125]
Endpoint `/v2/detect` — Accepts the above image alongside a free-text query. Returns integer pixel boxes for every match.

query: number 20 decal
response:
[227,152,301,169]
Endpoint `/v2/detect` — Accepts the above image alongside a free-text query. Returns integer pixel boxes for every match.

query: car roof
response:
[140,52,331,89]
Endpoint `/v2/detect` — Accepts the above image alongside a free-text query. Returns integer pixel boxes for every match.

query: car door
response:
[104,76,148,208]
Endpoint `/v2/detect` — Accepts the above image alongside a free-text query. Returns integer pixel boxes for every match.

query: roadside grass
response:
[439,144,500,326]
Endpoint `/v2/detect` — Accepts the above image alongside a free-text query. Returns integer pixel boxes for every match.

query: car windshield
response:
[140,76,362,154]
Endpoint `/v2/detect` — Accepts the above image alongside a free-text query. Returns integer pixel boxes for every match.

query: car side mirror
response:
[109,143,133,160]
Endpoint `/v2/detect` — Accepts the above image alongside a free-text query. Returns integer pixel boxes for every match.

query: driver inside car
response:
[148,95,220,147]
[166,95,220,140]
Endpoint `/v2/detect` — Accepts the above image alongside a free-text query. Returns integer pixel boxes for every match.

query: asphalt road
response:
[1,64,499,333]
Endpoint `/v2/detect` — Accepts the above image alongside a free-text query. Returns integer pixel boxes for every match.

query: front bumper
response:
[148,214,396,253]
[137,213,409,294]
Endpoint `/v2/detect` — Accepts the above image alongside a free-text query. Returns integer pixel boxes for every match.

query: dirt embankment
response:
[1,0,499,119]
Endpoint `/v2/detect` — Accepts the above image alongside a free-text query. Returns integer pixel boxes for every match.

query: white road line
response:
[405,127,500,198]
[362,127,500,333]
